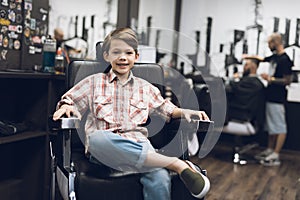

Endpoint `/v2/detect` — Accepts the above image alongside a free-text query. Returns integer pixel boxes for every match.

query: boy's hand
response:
[181,109,210,123]
[53,104,81,121]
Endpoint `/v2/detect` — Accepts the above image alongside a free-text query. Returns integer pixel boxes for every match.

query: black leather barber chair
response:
[221,78,265,164]
[50,60,211,200]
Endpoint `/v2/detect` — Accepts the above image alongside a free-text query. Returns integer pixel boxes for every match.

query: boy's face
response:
[103,39,139,78]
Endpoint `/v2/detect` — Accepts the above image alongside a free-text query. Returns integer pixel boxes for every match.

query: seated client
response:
[225,58,266,130]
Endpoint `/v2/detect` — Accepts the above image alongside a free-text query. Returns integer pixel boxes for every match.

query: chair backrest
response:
[132,63,165,95]
[227,76,265,132]
[66,60,104,88]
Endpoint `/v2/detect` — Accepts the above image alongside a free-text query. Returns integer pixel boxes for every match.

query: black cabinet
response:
[0,0,49,71]
[286,102,300,151]
[0,71,65,200]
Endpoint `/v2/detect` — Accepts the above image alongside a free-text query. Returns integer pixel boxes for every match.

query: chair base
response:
[54,150,202,200]
[56,167,200,200]
[232,143,259,165]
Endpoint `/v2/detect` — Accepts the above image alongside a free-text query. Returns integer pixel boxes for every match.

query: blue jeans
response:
[140,168,171,200]
[88,130,171,200]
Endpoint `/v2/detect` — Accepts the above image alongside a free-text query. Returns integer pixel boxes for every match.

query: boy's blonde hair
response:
[102,27,139,55]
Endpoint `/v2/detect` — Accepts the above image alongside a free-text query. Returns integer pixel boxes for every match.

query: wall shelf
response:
[0,71,65,200]
[0,131,47,145]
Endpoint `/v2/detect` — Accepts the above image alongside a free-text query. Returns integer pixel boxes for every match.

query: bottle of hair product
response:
[54,47,64,74]
[43,35,56,73]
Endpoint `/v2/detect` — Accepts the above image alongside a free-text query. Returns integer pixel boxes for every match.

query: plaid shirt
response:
[57,70,176,149]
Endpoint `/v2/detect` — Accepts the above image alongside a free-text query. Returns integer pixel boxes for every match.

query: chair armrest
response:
[49,117,80,130]
[48,116,81,170]
[172,118,214,132]
[196,120,214,132]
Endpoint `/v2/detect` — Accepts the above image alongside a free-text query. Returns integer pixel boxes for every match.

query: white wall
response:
[138,0,175,65]
[138,0,175,30]
[49,0,118,58]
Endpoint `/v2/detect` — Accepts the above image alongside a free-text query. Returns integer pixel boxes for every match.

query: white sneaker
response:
[181,160,210,199]
[260,152,281,166]
[255,148,273,160]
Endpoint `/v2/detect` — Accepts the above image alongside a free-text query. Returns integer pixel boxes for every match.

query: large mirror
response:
[135,0,300,77]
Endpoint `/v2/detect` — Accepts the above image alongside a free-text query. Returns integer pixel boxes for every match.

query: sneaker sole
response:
[185,160,210,199]
[260,160,281,166]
